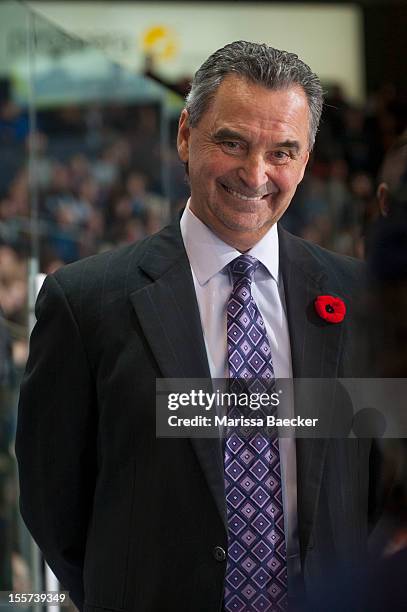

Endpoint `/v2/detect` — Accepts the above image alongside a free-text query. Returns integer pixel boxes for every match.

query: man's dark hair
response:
[185,40,323,150]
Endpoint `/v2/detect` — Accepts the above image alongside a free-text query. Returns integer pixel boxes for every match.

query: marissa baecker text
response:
[168,415,319,428]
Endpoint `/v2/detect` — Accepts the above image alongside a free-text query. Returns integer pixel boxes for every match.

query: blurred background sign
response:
[25,1,365,101]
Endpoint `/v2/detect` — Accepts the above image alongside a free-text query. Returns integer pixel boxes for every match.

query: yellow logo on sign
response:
[141,26,178,60]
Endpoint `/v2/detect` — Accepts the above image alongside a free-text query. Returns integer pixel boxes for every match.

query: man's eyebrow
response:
[213,128,246,141]
[213,130,302,153]
[275,140,301,153]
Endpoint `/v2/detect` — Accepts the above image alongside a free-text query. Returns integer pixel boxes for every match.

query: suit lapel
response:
[279,227,348,553]
[130,253,209,380]
[279,226,346,379]
[129,221,227,530]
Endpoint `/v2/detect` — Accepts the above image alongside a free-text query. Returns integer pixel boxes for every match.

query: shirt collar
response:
[180,199,279,286]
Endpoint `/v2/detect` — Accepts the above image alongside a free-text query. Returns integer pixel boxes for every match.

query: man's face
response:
[177,74,310,250]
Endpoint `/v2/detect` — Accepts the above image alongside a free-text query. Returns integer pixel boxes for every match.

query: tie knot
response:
[229,254,260,286]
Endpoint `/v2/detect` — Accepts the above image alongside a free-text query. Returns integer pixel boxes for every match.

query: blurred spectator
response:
[376,131,407,217]
[49,204,81,263]
[26,131,53,191]
[343,105,376,173]
[0,100,29,146]
[0,246,27,327]
[69,153,91,190]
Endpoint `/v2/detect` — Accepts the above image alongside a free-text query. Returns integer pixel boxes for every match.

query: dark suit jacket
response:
[16,220,378,612]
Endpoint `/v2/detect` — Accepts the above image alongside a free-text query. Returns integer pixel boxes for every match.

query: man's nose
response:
[237,155,270,192]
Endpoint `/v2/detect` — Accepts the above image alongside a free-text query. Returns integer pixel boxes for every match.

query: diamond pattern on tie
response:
[224,254,288,612]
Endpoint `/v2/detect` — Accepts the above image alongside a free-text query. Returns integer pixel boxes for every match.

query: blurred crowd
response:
[0,74,406,593]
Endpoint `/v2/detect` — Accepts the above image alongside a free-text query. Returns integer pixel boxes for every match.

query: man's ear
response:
[377,182,390,217]
[177,109,190,163]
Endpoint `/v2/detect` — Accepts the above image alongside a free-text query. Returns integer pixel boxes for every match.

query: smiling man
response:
[178,76,310,251]
[17,42,378,612]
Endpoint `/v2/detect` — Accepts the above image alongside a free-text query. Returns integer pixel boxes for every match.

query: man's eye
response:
[222,141,241,151]
[273,150,290,160]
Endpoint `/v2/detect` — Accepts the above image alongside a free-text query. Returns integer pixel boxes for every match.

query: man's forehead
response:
[206,76,308,123]
[206,95,308,146]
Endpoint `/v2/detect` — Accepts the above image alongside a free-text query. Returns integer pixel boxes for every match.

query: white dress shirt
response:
[180,202,291,380]
[180,202,301,584]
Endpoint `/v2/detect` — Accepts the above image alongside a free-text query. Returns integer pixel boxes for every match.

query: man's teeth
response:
[223,185,264,201]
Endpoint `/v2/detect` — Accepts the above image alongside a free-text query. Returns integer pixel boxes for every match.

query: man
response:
[16,42,376,612]
[376,130,407,218]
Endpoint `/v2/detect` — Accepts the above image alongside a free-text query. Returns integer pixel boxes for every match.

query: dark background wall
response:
[363,2,406,92]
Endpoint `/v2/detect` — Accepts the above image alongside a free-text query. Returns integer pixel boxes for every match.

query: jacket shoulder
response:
[281,229,364,284]
[52,234,153,289]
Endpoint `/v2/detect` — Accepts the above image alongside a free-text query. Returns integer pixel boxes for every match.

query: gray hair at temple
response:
[185,40,324,151]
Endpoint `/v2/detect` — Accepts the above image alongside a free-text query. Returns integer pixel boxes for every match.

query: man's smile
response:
[220,182,277,203]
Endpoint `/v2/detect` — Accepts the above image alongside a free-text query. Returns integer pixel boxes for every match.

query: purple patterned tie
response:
[223,254,288,612]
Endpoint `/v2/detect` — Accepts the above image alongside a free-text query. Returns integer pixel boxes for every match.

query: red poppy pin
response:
[314,295,346,323]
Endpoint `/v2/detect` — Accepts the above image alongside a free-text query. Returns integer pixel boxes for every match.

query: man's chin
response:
[215,210,275,234]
